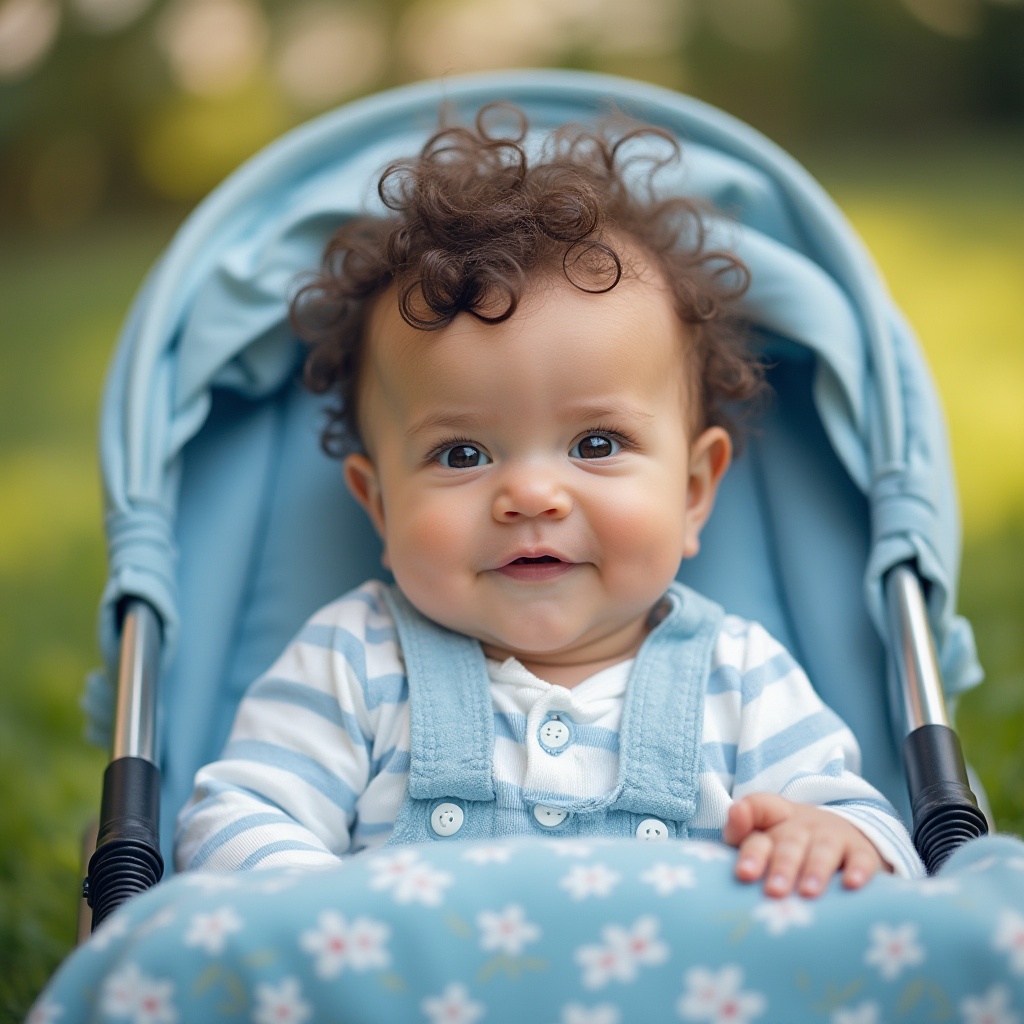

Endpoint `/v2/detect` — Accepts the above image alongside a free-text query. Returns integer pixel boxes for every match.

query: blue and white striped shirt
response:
[175,581,922,876]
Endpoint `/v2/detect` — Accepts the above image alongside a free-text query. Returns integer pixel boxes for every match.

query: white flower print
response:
[960,985,1020,1024]
[677,965,766,1023]
[26,996,63,1024]
[397,861,454,905]
[607,915,669,967]
[252,977,312,1024]
[300,911,391,977]
[368,850,453,906]
[132,977,177,1024]
[99,962,177,1024]
[89,911,131,951]
[831,1003,880,1024]
[344,916,391,969]
[576,916,669,989]
[577,937,633,989]
[183,906,243,955]
[678,966,731,1020]
[560,864,621,900]
[641,862,696,896]
[750,897,814,936]
[864,923,925,980]
[462,845,512,865]
[368,848,419,882]
[993,910,1024,974]
[100,962,144,1017]
[421,983,485,1024]
[477,904,541,956]
[558,1004,621,1024]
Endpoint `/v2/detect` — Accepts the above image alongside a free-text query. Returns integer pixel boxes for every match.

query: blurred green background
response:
[1,0,1023,1018]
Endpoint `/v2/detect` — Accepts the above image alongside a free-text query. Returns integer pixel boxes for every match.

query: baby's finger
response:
[734,831,773,883]
[725,793,792,843]
[796,836,843,898]
[842,846,883,890]
[723,799,756,847]
[763,832,811,898]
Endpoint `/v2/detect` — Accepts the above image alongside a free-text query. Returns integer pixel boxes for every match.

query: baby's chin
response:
[402,591,653,678]
[478,626,649,685]
[413,605,591,660]
[466,617,615,662]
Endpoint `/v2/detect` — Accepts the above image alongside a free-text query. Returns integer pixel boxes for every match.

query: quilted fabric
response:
[35,834,1024,1023]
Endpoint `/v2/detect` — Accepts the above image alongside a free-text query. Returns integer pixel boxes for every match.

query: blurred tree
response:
[0,0,1021,226]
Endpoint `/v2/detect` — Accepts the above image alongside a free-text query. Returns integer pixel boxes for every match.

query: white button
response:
[431,802,464,837]
[636,818,669,841]
[539,719,570,750]
[533,805,568,828]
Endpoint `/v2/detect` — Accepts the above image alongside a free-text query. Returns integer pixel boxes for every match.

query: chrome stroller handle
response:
[111,598,161,763]
[83,598,165,929]
[885,564,988,874]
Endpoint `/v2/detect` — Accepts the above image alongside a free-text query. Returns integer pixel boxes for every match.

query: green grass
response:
[1,142,1023,1021]
[955,519,1024,838]
[0,219,180,1019]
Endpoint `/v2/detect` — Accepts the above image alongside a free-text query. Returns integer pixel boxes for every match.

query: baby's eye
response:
[571,434,622,460]
[439,444,491,469]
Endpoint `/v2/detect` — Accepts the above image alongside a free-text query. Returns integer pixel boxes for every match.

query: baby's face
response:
[344,264,730,683]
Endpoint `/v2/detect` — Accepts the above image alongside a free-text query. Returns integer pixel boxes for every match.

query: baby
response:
[175,105,923,896]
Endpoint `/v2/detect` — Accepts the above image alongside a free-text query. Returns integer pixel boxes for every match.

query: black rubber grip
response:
[85,756,164,929]
[903,725,988,874]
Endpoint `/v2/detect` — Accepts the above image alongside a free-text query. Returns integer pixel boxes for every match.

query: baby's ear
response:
[682,426,732,559]
[344,453,386,538]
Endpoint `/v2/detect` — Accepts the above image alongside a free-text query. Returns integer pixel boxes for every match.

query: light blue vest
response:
[382,582,724,845]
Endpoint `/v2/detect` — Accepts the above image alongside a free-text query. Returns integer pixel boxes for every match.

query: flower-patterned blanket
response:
[32,834,1024,1024]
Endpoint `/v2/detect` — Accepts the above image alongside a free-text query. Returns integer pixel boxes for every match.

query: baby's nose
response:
[491,469,572,521]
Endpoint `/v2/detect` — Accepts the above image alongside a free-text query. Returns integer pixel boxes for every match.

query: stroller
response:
[33,71,1024,1023]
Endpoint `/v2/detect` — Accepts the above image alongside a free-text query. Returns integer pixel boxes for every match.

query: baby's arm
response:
[175,586,398,872]
[723,792,889,897]
[175,638,366,872]
[176,767,344,872]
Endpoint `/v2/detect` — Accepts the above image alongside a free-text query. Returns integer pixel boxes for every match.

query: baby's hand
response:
[723,793,891,898]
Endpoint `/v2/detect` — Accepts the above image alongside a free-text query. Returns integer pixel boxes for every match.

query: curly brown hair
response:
[294,103,766,456]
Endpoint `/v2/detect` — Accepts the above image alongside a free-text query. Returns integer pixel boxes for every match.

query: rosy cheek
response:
[387,494,472,568]
[384,496,481,625]
[590,489,682,546]
[585,489,689,582]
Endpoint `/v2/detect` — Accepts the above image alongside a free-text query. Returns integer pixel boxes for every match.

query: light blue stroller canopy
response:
[38,69,1024,1024]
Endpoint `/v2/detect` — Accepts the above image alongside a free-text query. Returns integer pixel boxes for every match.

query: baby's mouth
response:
[497,554,575,581]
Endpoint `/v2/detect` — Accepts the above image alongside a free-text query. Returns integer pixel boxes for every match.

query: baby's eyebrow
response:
[406,410,485,439]
[559,401,655,424]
